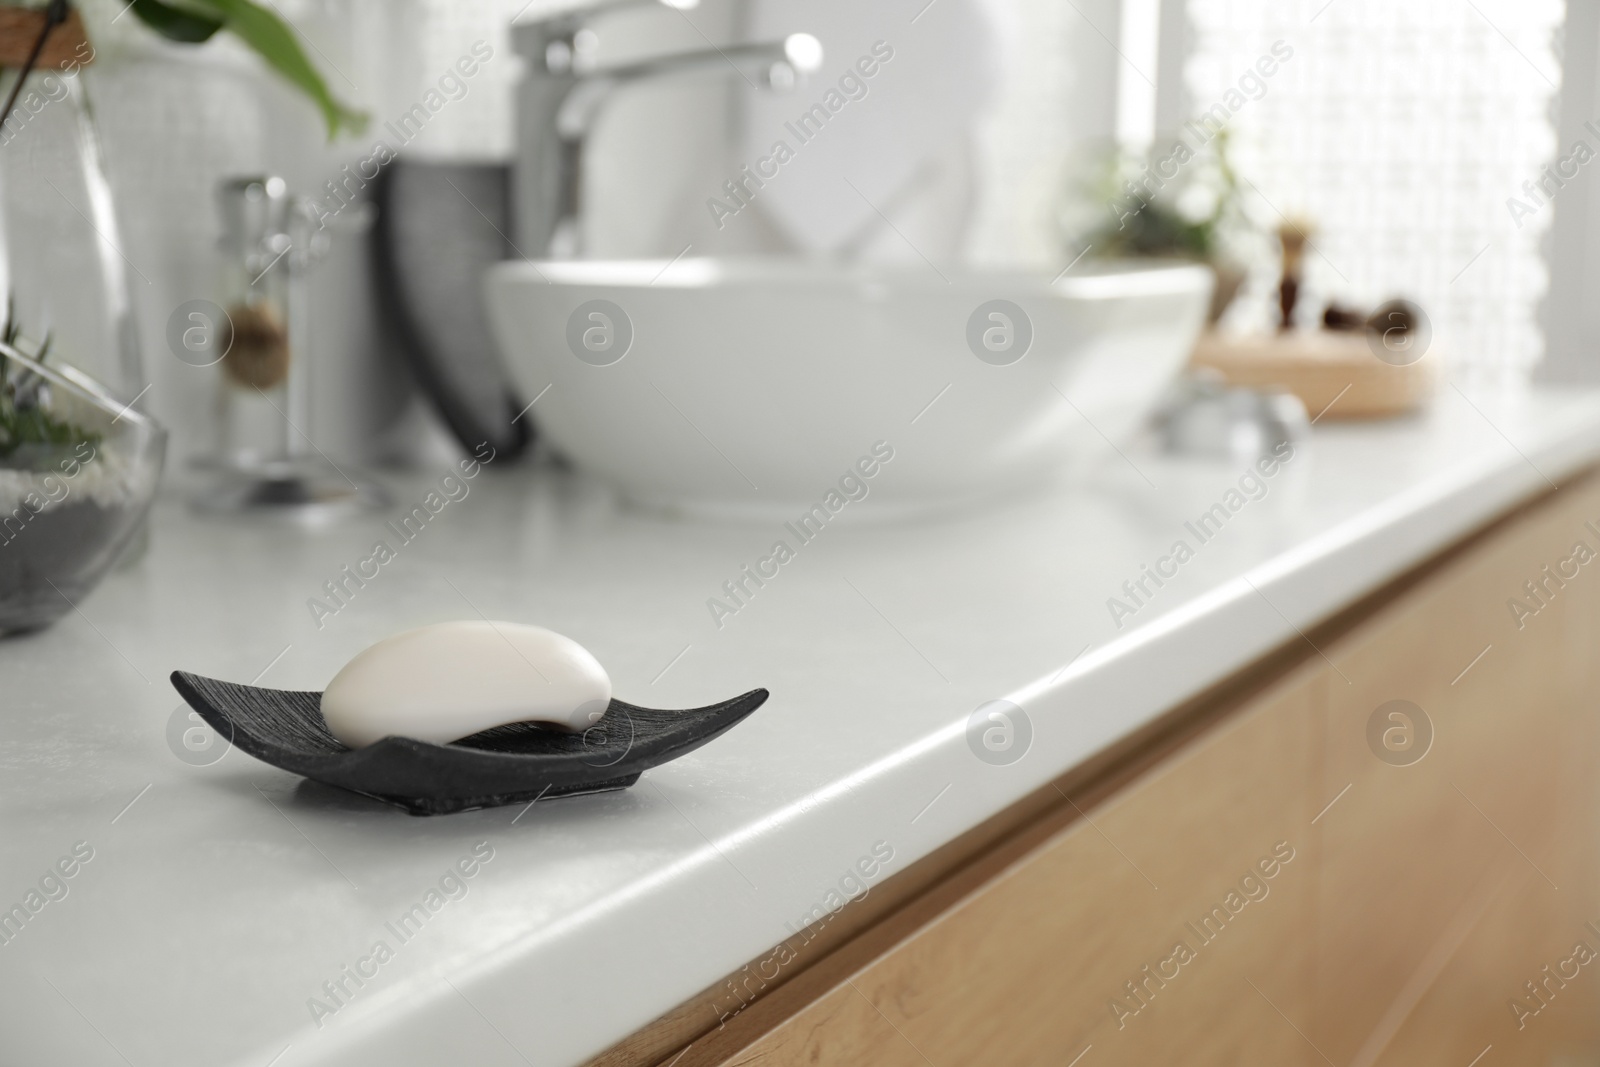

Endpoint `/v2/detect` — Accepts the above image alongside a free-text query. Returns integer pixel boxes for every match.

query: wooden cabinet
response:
[1313,475,1600,1066]
[719,669,1321,1067]
[608,475,1600,1067]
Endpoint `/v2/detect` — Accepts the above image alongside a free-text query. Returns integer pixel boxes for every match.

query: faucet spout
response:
[543,33,821,257]
[558,34,823,141]
[512,7,822,259]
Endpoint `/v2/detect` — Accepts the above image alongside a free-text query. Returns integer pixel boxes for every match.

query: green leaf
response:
[129,0,224,44]
[185,0,367,139]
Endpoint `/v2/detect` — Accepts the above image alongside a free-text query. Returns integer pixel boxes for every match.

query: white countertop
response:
[4,385,1600,1067]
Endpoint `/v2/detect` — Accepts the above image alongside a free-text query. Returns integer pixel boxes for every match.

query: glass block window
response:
[1185,0,1565,380]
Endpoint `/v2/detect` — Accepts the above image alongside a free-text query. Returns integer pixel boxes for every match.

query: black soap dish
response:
[171,671,768,816]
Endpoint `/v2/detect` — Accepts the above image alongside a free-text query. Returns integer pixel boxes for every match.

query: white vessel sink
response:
[484,257,1211,517]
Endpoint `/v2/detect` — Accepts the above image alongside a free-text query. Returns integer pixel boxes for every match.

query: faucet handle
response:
[515,0,698,23]
[553,0,703,35]
[513,0,699,60]
[576,0,698,16]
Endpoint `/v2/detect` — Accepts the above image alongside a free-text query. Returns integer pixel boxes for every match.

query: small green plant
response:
[4,0,365,140]
[1070,130,1247,263]
[126,0,366,139]
[0,304,99,459]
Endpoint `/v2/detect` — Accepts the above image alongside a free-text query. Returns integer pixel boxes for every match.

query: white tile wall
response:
[1186,0,1565,380]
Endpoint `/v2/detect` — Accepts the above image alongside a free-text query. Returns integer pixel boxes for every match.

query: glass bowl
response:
[0,340,166,635]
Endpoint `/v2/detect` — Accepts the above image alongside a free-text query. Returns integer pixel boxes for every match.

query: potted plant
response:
[1063,130,1250,324]
[0,321,165,633]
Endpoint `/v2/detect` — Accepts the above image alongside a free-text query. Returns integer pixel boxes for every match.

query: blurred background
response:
[9,5,1600,1063]
[8,0,1590,474]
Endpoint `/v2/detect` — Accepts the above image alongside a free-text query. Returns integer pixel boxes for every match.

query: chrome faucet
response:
[511,0,822,257]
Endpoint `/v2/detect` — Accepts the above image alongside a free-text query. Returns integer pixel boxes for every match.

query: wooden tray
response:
[1190,330,1437,420]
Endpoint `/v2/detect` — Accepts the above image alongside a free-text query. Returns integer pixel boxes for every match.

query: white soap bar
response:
[320,622,612,748]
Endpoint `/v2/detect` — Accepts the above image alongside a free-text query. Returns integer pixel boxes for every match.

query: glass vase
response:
[0,338,165,633]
